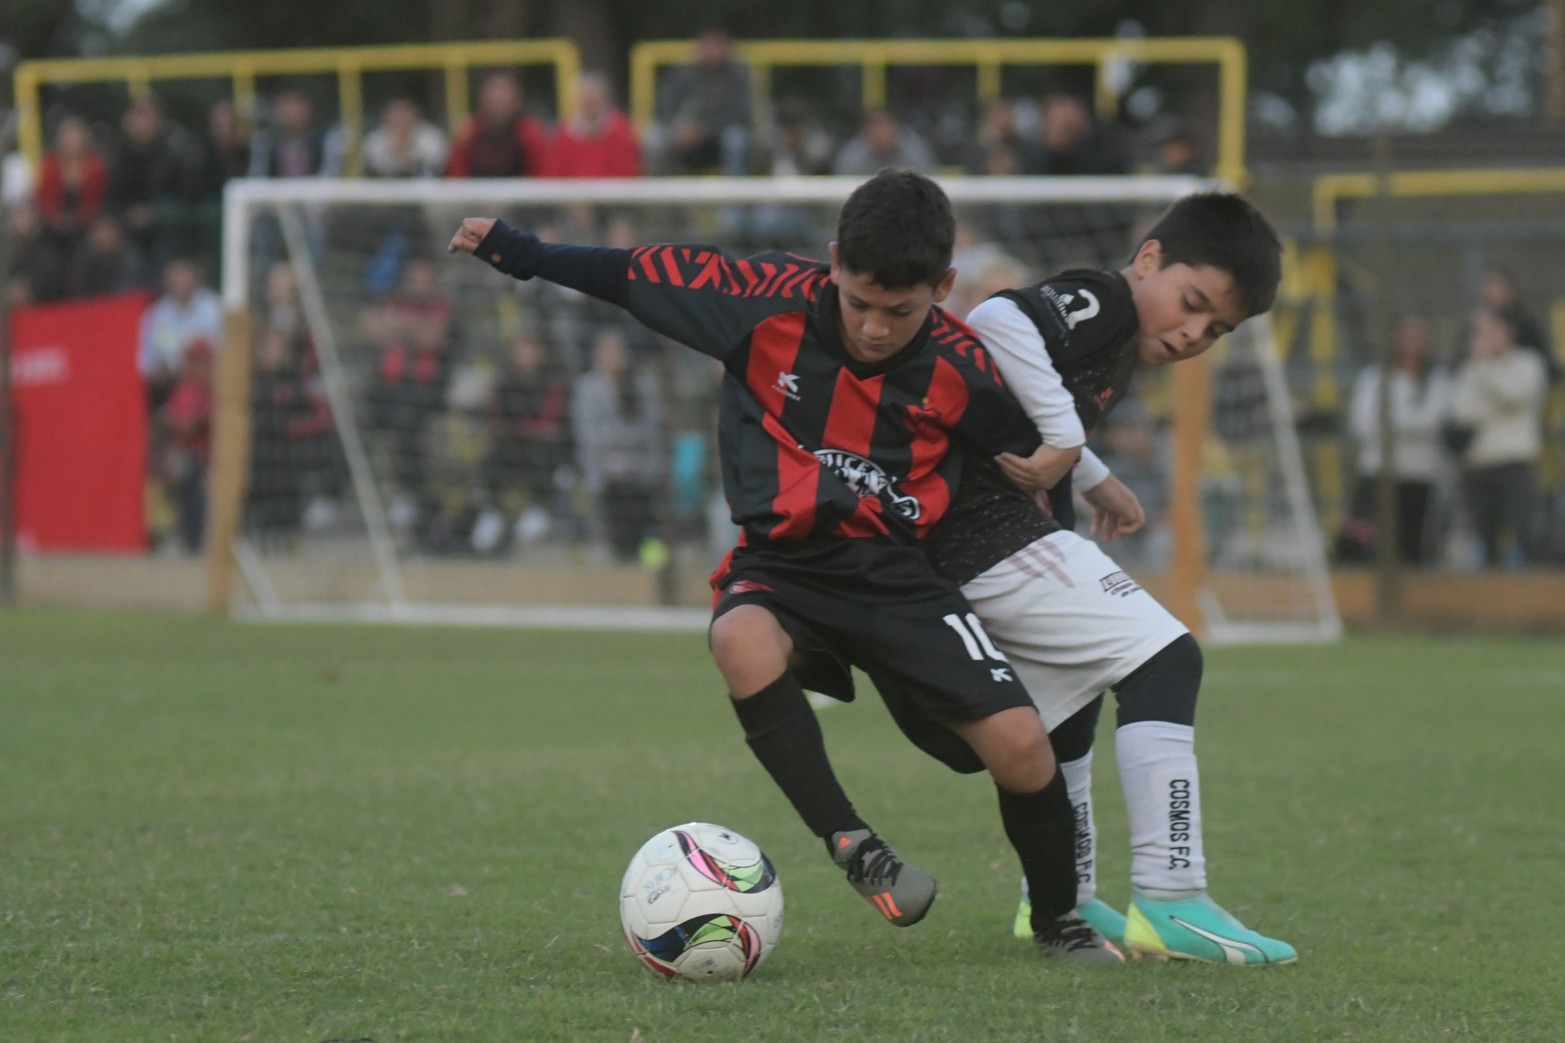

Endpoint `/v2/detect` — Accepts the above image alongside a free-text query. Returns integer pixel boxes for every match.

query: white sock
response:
[1116,721,1206,898]
[1018,754,1098,908]
[1060,753,1098,907]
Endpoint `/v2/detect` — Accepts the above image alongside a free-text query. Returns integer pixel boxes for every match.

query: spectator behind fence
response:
[35,114,106,301]
[1338,314,1451,565]
[1481,266,1556,383]
[247,329,332,548]
[963,99,1033,176]
[445,72,549,178]
[107,93,190,265]
[471,332,572,554]
[546,73,640,178]
[5,203,43,307]
[364,257,453,534]
[831,109,937,177]
[572,326,663,563]
[72,213,151,298]
[1450,308,1548,567]
[249,89,345,178]
[765,97,834,177]
[650,27,752,176]
[184,100,251,265]
[1150,124,1204,175]
[1028,93,1130,176]
[160,338,214,553]
[361,98,449,178]
[139,257,222,404]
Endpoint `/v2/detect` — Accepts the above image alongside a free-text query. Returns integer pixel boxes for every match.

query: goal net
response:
[216,175,1338,641]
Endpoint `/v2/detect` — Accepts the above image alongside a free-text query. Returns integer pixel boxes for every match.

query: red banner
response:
[9,292,153,551]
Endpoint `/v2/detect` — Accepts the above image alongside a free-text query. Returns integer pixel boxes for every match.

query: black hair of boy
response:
[1138,192,1282,317]
[835,168,955,289]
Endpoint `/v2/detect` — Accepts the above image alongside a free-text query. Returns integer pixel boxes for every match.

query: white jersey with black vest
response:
[924,269,1141,587]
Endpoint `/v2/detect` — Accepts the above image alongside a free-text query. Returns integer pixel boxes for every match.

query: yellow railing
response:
[630,37,1248,185]
[15,39,581,175]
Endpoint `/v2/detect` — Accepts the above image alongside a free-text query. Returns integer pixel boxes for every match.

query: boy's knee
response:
[709,605,793,696]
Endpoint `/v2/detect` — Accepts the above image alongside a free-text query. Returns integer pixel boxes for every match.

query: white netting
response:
[220,175,1336,639]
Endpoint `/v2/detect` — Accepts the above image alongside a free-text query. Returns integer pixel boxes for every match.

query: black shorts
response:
[712,539,1035,774]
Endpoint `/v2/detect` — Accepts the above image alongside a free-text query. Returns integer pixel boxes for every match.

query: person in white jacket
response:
[1450,308,1548,566]
[1343,314,1451,564]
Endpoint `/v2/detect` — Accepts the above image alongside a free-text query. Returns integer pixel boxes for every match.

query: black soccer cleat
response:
[827,828,938,927]
[1032,911,1127,964]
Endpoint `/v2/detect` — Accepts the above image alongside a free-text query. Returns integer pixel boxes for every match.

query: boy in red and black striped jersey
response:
[450,171,1123,961]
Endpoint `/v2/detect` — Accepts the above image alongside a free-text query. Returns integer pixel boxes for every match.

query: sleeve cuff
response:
[1074,446,1111,491]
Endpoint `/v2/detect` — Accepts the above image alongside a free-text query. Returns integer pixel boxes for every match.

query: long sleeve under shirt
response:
[476,220,1040,549]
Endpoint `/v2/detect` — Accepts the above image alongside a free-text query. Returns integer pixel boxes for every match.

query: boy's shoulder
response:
[995,268,1137,359]
[627,245,828,301]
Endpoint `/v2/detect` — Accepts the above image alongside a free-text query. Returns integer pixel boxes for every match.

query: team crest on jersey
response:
[813,449,922,520]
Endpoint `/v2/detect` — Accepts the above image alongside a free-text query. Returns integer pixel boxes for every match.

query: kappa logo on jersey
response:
[1099,570,1142,598]
[773,371,801,401]
[813,448,922,520]
[990,667,1013,683]
[1038,284,1101,331]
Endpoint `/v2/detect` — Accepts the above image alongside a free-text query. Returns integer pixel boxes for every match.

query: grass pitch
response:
[2,609,1562,1042]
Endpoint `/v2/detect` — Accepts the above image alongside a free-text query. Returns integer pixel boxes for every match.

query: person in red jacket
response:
[545,73,642,178]
[161,338,215,552]
[444,72,550,178]
[35,114,107,301]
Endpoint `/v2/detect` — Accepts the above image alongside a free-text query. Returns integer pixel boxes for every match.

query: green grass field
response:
[3,610,1563,1042]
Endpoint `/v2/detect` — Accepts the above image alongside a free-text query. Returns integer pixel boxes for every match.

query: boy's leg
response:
[711,602,937,927]
[1113,634,1297,965]
[946,707,1123,963]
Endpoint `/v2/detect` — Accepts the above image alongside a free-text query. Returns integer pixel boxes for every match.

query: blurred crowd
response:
[2,28,1560,570]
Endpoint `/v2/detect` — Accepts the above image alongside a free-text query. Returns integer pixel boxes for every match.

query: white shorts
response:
[959,530,1189,730]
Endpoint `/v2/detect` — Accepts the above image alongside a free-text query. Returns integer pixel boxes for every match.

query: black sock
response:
[996,770,1078,932]
[731,673,866,840]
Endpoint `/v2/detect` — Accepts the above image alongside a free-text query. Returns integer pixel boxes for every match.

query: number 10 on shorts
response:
[942,613,1009,663]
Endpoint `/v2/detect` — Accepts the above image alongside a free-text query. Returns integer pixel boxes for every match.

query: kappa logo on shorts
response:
[1099,570,1142,598]
[727,579,775,596]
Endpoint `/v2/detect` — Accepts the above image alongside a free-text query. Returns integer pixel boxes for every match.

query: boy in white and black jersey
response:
[919,193,1298,965]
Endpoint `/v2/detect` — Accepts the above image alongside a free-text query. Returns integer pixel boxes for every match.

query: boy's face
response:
[830,245,955,364]
[1126,239,1248,367]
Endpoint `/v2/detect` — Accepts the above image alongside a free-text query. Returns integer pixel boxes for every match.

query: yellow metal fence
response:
[15,39,581,176]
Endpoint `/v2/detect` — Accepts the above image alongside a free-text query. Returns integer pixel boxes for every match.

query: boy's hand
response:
[1082,475,1145,540]
[448,217,498,256]
[996,443,1082,492]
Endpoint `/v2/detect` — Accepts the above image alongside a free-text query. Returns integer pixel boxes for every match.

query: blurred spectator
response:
[1150,125,1203,176]
[765,98,834,177]
[831,109,937,176]
[160,338,215,553]
[107,93,190,265]
[1450,308,1548,566]
[139,257,222,403]
[1093,402,1171,568]
[364,257,453,532]
[361,98,449,178]
[471,332,572,554]
[35,114,107,301]
[4,202,44,307]
[183,100,251,264]
[71,213,151,298]
[1480,267,1556,383]
[247,329,332,548]
[572,326,663,562]
[445,72,549,178]
[1028,94,1130,175]
[964,99,1033,176]
[650,27,752,176]
[249,89,345,178]
[1337,315,1451,565]
[546,73,640,178]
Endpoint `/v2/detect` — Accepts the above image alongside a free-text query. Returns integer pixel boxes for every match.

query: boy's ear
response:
[1131,238,1163,278]
[931,266,957,304]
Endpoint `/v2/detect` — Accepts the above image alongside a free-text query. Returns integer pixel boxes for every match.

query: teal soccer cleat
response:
[1123,890,1297,965]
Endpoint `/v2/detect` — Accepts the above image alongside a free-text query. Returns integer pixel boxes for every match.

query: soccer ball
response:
[619,822,784,982]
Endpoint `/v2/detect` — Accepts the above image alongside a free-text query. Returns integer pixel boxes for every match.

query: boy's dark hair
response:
[836,169,955,290]
[1137,192,1282,316]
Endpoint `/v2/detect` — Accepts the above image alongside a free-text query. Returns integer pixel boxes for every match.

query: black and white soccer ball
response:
[619,822,784,982]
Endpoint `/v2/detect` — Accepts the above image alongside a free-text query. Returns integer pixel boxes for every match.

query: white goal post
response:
[210,175,1339,642]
